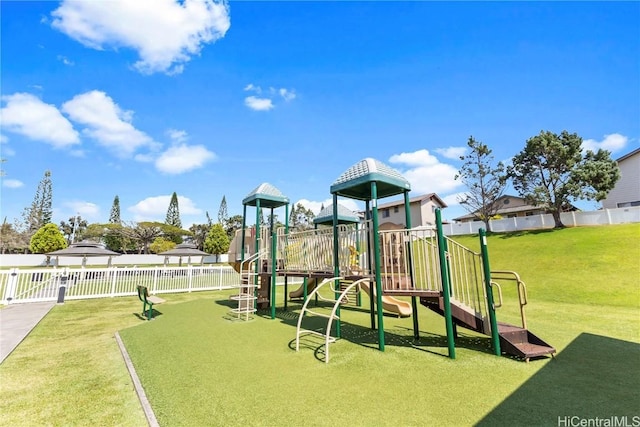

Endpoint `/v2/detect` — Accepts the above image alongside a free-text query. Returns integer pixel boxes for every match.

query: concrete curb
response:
[114,332,160,427]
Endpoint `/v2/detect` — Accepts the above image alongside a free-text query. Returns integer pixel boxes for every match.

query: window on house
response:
[382,209,390,218]
[394,206,399,213]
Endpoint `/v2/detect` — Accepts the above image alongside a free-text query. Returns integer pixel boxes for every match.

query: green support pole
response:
[241,205,247,263]
[435,209,456,359]
[479,228,501,356]
[271,231,277,319]
[404,190,419,341]
[303,276,308,302]
[254,201,261,301]
[355,222,361,307]
[284,276,288,310]
[371,183,385,352]
[365,200,375,330]
[332,195,341,338]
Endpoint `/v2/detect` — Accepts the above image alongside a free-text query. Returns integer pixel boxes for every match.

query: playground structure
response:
[228,159,555,362]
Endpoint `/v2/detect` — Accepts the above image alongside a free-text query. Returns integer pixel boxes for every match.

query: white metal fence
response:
[0,265,242,305]
[443,206,640,236]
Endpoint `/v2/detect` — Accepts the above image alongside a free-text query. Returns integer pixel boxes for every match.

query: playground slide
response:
[289,278,319,299]
[359,282,412,318]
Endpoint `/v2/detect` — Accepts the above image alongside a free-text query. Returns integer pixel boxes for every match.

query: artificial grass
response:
[119,288,639,427]
[2,224,638,426]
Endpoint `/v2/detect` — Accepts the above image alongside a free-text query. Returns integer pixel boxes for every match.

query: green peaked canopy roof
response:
[330,158,411,200]
[242,182,289,208]
[313,203,360,225]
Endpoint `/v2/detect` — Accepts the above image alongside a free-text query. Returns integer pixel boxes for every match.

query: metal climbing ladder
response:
[230,252,261,321]
[295,277,370,363]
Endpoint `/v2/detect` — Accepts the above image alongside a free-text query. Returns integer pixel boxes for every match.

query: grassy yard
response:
[0,224,638,426]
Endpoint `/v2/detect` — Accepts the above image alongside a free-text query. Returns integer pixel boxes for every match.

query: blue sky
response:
[1,1,639,228]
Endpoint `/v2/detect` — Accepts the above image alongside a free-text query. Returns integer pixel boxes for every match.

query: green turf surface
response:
[1,224,638,426]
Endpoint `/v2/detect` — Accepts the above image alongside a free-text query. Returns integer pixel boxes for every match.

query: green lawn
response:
[1,224,638,426]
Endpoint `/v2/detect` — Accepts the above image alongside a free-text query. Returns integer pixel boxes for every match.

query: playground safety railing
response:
[444,237,489,321]
[490,270,528,330]
[375,226,441,293]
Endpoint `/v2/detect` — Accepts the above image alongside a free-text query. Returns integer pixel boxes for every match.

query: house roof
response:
[452,194,577,221]
[376,193,448,210]
[616,147,640,163]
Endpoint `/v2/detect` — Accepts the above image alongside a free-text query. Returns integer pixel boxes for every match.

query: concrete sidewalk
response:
[0,302,56,364]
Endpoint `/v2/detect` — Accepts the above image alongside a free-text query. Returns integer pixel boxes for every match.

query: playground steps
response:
[497,322,556,362]
[420,296,555,361]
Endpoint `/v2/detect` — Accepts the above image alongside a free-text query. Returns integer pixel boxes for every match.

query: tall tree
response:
[109,195,121,224]
[225,215,243,239]
[508,130,620,228]
[289,203,315,231]
[165,192,182,228]
[105,195,122,251]
[23,170,53,233]
[59,216,88,244]
[189,223,210,250]
[218,195,228,228]
[455,136,507,232]
[165,192,182,243]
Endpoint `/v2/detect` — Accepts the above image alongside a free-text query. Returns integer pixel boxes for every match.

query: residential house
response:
[452,194,576,222]
[365,193,447,227]
[602,148,640,209]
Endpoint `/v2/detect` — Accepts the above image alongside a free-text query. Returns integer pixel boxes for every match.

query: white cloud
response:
[441,192,465,207]
[62,201,101,219]
[51,0,230,75]
[279,88,296,102]
[244,96,274,111]
[2,179,24,189]
[243,84,296,109]
[129,195,202,221]
[0,134,8,143]
[62,90,156,157]
[582,133,628,153]
[155,143,216,174]
[0,93,80,148]
[167,129,188,143]
[389,149,463,195]
[435,146,466,160]
[295,198,361,216]
[389,149,440,167]
[57,55,74,66]
[1,146,15,157]
[244,83,261,93]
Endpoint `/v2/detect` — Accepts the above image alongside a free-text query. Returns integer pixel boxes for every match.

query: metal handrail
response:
[490,270,528,330]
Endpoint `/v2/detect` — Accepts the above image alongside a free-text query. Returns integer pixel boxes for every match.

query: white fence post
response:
[153,267,158,294]
[5,268,19,303]
[188,265,193,292]
[110,267,118,297]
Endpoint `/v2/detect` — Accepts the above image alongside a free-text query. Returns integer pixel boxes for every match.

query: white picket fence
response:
[0,265,242,305]
[443,206,640,236]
